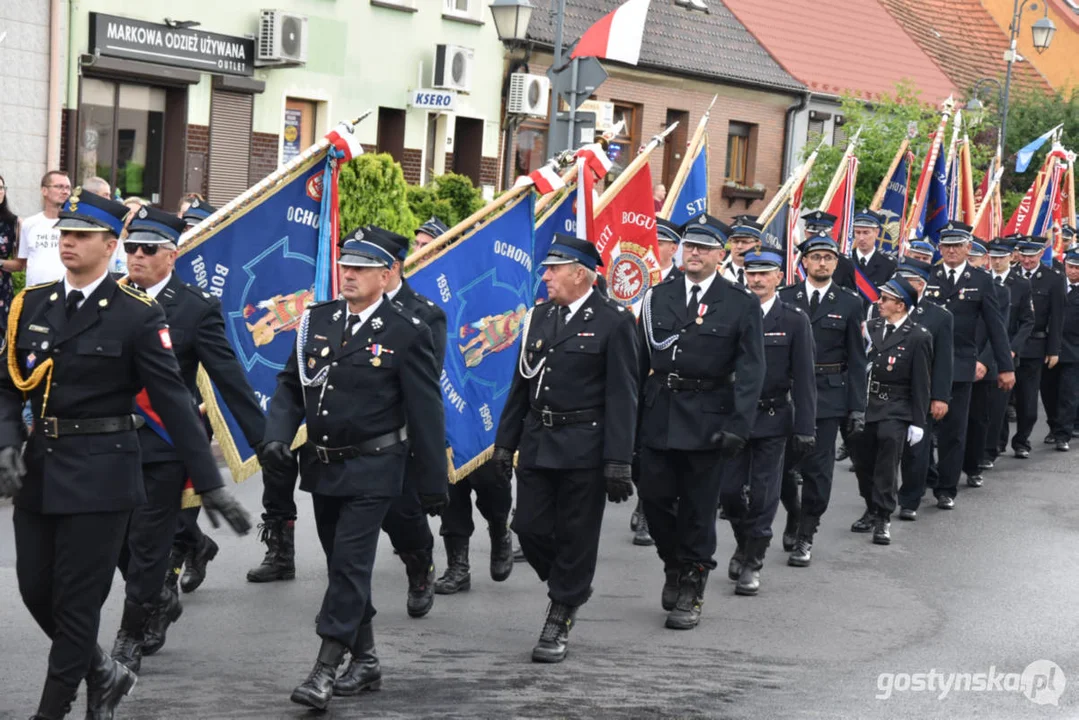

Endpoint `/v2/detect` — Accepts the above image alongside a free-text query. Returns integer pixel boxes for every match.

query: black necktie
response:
[883,323,894,340]
[65,290,84,319]
[995,275,1004,286]
[810,290,820,314]
[737,269,745,286]
[948,269,957,287]
[1070,284,1077,294]
[688,284,701,311]
[557,305,570,332]
[860,256,868,269]
[342,313,360,345]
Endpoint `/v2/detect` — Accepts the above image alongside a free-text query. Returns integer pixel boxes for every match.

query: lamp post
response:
[490,0,535,189]
[996,0,1056,152]
[965,77,1005,144]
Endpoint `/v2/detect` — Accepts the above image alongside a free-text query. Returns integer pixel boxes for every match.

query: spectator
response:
[83,175,112,199]
[178,192,205,218]
[109,196,145,277]
[0,174,19,324]
[14,170,70,288]
[653,183,667,212]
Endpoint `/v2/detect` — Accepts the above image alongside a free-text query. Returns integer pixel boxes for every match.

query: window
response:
[208,89,253,205]
[807,118,825,146]
[377,107,406,163]
[726,121,751,185]
[77,78,166,203]
[515,122,548,178]
[606,103,640,180]
[443,0,481,21]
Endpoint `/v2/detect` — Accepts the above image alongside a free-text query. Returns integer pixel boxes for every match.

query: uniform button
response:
[96,346,103,352]
[544,386,550,391]
[321,410,328,416]
[332,362,338,367]
[328,385,334,390]
[46,448,53,454]
[115,443,122,449]
[322,435,329,442]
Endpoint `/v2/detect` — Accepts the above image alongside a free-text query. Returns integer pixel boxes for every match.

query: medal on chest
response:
[696,303,707,325]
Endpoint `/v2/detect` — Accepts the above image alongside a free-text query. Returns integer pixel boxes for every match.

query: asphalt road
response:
[1,420,1077,719]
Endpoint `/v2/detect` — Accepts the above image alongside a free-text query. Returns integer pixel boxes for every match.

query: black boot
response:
[728,526,746,581]
[85,644,137,720]
[630,498,642,531]
[661,565,680,611]
[788,514,817,567]
[873,516,891,545]
[247,520,296,583]
[433,537,471,595]
[142,586,182,657]
[782,513,799,552]
[401,549,435,618]
[164,546,184,595]
[633,511,655,546]
[489,521,513,582]
[736,537,768,596]
[34,677,76,720]
[850,509,875,533]
[531,602,577,663]
[334,623,382,696]
[665,564,708,630]
[111,600,151,674]
[180,534,218,594]
[290,638,347,710]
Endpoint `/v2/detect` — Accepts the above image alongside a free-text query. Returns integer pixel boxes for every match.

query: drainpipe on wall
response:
[781,91,810,181]
[46,0,65,170]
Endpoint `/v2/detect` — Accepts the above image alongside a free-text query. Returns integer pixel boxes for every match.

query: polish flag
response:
[571,0,652,66]
[514,162,565,195]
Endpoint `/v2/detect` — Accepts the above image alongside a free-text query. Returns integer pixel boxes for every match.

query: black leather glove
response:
[845,411,866,437]
[420,492,449,517]
[790,434,816,461]
[258,441,293,471]
[713,431,747,459]
[603,462,634,503]
[0,446,26,499]
[200,487,252,536]
[492,446,515,485]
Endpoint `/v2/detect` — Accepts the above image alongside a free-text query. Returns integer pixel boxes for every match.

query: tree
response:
[801,81,996,216]
[406,173,485,228]
[337,153,417,237]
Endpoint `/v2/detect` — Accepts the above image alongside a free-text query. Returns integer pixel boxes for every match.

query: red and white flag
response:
[571,0,652,66]
[514,161,565,195]
[592,162,662,309]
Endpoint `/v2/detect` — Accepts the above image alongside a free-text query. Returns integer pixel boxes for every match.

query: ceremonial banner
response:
[823,156,859,255]
[176,153,326,480]
[921,148,949,244]
[593,162,662,307]
[406,194,538,479]
[533,190,577,301]
[878,150,912,255]
[1004,170,1044,236]
[667,141,708,227]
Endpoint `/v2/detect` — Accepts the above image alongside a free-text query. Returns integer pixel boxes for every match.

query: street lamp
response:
[965,77,1004,130]
[998,0,1057,152]
[491,0,536,189]
[490,0,534,45]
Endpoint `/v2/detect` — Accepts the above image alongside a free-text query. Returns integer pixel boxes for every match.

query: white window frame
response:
[443,0,477,20]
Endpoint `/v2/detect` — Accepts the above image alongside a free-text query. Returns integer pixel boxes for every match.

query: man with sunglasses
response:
[109,206,266,674]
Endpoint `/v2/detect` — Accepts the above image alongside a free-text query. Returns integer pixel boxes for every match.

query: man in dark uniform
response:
[1037,238,1073,450]
[962,239,1011,488]
[260,231,446,709]
[779,232,866,566]
[851,209,898,289]
[0,190,250,720]
[720,217,762,286]
[1045,248,1079,449]
[108,206,268,672]
[413,216,449,251]
[636,212,765,630]
[492,233,637,662]
[983,238,1035,468]
[720,250,815,595]
[922,222,1014,509]
[890,257,953,521]
[1009,237,1065,457]
[359,227,453,616]
[850,276,932,545]
[802,210,859,293]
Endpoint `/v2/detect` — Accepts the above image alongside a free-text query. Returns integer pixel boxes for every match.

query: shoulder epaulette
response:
[22,280,60,293]
[387,300,425,330]
[118,283,155,306]
[840,286,861,298]
[179,283,216,303]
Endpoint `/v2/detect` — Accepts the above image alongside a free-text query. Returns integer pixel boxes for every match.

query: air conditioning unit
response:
[433,44,474,93]
[507,73,550,117]
[257,10,308,66]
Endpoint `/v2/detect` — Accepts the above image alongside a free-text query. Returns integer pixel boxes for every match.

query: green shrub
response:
[406,173,484,229]
[337,153,417,237]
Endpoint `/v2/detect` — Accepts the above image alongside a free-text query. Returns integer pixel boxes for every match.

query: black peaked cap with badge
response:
[127,206,187,245]
[679,213,730,247]
[182,198,217,226]
[55,189,129,236]
[542,233,603,270]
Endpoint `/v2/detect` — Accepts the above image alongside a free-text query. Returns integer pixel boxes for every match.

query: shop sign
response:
[89,13,255,77]
[411,89,457,112]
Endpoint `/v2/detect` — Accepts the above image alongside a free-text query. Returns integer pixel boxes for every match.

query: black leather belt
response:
[758,393,791,412]
[814,363,846,375]
[309,427,408,464]
[1030,330,1048,339]
[40,414,145,439]
[529,407,603,428]
[868,381,910,399]
[660,372,734,392]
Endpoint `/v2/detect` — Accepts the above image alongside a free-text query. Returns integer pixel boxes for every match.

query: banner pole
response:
[179,111,372,251]
[659,95,717,219]
[870,138,910,210]
[594,122,679,217]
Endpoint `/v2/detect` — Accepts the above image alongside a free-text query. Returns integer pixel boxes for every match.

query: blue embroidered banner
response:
[406,194,537,477]
[532,191,576,301]
[667,142,708,227]
[176,153,327,479]
[879,151,911,255]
